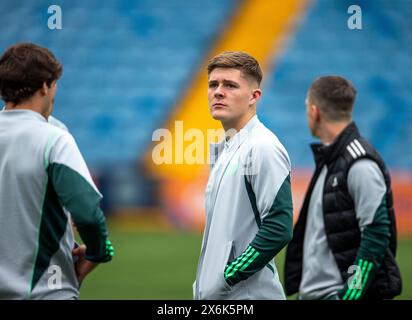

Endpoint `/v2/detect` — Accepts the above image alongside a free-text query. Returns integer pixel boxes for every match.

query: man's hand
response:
[72,244,98,286]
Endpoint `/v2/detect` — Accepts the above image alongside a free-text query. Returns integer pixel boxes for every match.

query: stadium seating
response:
[259,0,412,168]
[0,0,236,166]
[1,0,411,210]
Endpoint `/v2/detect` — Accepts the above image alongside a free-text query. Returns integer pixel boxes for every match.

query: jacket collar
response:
[224,115,259,152]
[310,121,360,166]
[209,115,260,165]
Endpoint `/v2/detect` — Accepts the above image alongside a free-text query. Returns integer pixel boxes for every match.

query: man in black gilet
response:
[284,76,402,300]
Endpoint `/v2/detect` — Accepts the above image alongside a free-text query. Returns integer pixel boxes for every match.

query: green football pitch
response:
[78,227,412,300]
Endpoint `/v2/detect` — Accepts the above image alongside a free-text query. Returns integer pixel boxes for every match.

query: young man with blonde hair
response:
[194,51,293,300]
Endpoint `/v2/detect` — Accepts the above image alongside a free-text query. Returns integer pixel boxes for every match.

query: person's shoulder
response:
[246,121,291,168]
[250,120,289,153]
[41,120,75,149]
[349,158,382,177]
[48,115,69,132]
[34,116,66,138]
[347,158,386,196]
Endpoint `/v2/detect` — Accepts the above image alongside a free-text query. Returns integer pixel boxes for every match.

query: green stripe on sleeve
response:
[343,259,363,300]
[348,260,367,300]
[342,259,375,300]
[225,246,252,278]
[354,262,374,300]
[225,246,256,279]
[240,250,260,271]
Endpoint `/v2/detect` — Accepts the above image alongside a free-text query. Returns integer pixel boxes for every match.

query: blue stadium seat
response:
[0,0,236,167]
[259,0,412,169]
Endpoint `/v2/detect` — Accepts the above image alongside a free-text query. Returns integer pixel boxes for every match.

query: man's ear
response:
[39,82,49,96]
[312,104,321,121]
[249,88,262,105]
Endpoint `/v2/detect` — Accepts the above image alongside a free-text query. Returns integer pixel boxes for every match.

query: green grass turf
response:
[78,229,412,300]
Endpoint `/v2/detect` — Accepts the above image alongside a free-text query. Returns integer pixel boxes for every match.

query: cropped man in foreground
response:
[0,43,114,299]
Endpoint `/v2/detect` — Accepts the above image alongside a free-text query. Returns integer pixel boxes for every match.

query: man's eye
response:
[209,83,217,88]
[226,83,237,88]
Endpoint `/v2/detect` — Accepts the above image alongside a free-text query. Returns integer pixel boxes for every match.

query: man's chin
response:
[211,110,229,121]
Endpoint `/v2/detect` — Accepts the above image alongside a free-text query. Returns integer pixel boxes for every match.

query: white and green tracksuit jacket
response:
[194,116,293,300]
[0,109,112,299]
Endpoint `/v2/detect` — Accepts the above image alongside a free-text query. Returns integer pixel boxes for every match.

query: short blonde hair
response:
[207,51,262,86]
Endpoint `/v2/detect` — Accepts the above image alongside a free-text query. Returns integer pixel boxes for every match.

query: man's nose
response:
[214,85,224,98]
